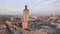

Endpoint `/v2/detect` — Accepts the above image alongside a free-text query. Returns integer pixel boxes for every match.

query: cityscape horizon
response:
[0,0,60,34]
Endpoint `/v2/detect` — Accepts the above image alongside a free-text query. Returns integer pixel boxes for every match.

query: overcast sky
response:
[0,0,60,15]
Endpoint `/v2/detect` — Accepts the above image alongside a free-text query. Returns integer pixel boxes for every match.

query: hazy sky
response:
[0,0,60,15]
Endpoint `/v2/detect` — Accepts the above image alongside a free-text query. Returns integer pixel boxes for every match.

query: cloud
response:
[30,5,60,12]
[0,0,60,15]
[0,6,22,15]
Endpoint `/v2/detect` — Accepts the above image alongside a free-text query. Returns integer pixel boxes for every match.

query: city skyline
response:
[0,0,60,15]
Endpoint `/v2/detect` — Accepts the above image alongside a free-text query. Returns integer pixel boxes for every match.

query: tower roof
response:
[25,5,28,9]
[25,5,27,7]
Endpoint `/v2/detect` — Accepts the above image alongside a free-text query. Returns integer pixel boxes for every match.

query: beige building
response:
[22,5,29,29]
[23,5,29,22]
[49,16,57,20]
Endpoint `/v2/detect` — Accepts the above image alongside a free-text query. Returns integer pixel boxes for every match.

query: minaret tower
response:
[23,5,29,22]
[22,5,29,29]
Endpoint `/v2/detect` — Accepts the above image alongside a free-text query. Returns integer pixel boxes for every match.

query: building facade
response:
[23,5,29,22]
[22,5,29,29]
